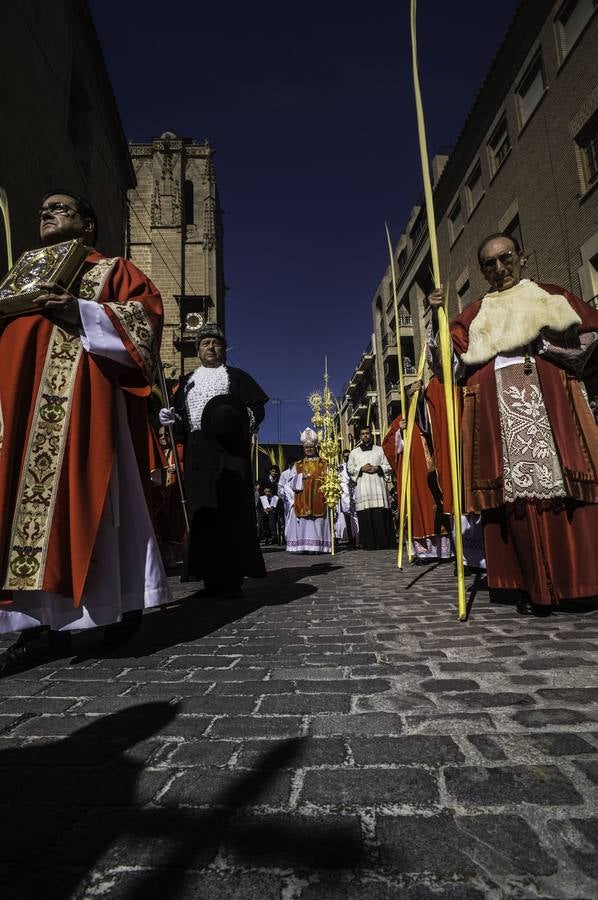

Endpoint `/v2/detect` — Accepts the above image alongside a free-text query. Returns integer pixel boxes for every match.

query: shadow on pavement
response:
[1,712,364,899]
[1,703,177,899]
[76,562,343,661]
[405,561,442,589]
[465,572,489,620]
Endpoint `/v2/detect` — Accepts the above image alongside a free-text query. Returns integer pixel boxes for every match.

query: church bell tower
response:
[127,132,225,376]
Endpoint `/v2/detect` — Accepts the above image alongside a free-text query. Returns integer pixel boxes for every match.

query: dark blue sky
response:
[89,0,519,442]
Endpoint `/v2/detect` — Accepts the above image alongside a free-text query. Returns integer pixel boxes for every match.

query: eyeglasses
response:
[480,250,518,271]
[38,201,79,220]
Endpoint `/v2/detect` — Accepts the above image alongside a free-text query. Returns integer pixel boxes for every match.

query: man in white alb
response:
[347,425,395,550]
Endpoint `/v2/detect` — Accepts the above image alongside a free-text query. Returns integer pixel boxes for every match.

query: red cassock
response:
[0,250,163,608]
[452,282,598,605]
[382,377,453,544]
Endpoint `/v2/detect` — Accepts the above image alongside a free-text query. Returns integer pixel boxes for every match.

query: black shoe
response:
[0,627,71,677]
[516,595,551,617]
[0,643,40,677]
[102,609,143,650]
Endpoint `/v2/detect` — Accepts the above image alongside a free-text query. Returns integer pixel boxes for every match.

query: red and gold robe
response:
[0,250,163,609]
[452,282,598,604]
[382,378,453,549]
[293,457,327,518]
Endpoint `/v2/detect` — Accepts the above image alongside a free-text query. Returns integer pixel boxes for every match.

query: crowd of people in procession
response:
[0,188,598,677]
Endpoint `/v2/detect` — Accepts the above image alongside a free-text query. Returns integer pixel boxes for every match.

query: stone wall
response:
[0,0,133,267]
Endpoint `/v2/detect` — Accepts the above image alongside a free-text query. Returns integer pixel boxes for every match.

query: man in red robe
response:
[430,232,598,614]
[0,190,171,673]
[382,377,454,562]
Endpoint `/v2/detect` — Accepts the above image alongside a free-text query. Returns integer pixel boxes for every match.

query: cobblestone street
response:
[2,548,598,899]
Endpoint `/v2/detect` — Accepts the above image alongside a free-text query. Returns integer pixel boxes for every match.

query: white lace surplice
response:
[185,365,230,431]
[495,355,565,503]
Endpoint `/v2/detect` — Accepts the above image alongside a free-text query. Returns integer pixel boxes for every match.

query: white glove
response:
[159,407,178,426]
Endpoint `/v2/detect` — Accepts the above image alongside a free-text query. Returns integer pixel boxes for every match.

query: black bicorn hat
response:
[195,323,227,348]
[200,394,248,455]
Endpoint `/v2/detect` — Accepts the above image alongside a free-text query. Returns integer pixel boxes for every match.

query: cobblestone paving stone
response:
[1,548,598,898]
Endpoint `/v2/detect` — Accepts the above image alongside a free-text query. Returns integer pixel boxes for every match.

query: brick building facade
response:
[434,0,598,315]
[341,0,598,438]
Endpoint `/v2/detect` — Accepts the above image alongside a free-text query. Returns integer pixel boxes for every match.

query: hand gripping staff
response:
[157,362,190,534]
[410,0,466,619]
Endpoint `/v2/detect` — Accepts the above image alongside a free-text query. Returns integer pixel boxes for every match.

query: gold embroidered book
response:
[0,238,88,319]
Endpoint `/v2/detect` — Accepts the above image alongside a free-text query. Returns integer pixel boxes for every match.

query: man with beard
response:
[160,325,268,595]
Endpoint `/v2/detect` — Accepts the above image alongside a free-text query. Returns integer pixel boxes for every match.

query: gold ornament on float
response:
[308,360,343,553]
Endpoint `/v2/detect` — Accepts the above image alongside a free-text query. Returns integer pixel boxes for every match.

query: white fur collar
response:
[461,280,580,366]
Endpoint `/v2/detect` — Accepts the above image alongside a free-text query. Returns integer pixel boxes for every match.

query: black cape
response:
[174,366,268,588]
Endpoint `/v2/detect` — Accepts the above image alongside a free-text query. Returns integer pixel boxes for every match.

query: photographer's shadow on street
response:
[0,703,364,899]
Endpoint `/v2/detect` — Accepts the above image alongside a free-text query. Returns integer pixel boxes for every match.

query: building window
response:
[457,279,470,306]
[398,304,412,326]
[184,180,194,225]
[488,116,511,174]
[517,54,546,127]
[449,200,464,244]
[557,0,597,58]
[411,211,427,243]
[419,270,434,311]
[466,163,483,214]
[586,251,598,304]
[577,113,598,191]
[397,248,408,274]
[505,214,524,252]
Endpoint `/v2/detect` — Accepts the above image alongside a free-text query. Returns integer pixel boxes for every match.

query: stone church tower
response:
[127,133,225,375]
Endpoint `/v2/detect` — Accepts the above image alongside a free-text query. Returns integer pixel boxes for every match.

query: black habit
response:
[174,366,268,591]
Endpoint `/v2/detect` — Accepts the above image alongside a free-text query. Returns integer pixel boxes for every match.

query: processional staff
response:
[410,0,466,619]
[156,362,190,534]
[0,187,13,270]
